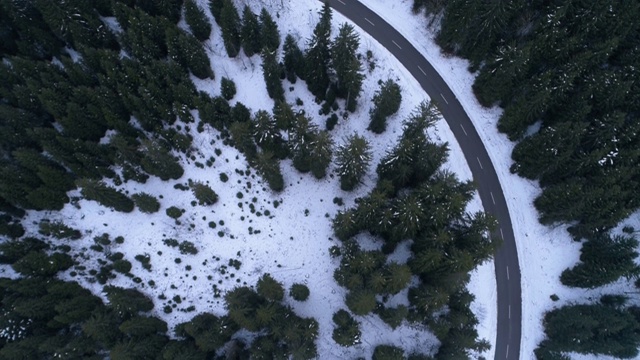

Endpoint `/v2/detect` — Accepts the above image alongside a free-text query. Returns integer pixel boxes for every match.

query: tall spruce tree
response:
[368,79,402,133]
[283,34,305,83]
[331,23,364,112]
[261,50,285,102]
[240,6,261,57]
[335,133,372,191]
[259,8,280,52]
[184,0,212,42]
[304,1,332,100]
[219,0,241,57]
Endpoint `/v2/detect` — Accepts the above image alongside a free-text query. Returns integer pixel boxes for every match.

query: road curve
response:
[323,1,522,359]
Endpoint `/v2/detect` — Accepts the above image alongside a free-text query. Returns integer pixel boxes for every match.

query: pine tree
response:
[240,6,261,57]
[308,131,334,179]
[190,182,218,206]
[289,114,319,173]
[561,234,640,288]
[259,8,280,52]
[332,309,361,346]
[76,178,135,213]
[219,0,242,57]
[131,193,160,213]
[283,34,305,83]
[304,2,332,99]
[103,286,154,317]
[139,139,184,180]
[289,284,310,301]
[253,151,284,192]
[252,110,285,158]
[335,133,372,191]
[273,100,296,130]
[208,0,224,23]
[331,23,364,112]
[261,50,285,102]
[229,121,257,160]
[345,289,376,316]
[184,0,212,42]
[373,344,405,360]
[221,77,236,100]
[369,79,402,133]
[256,273,285,302]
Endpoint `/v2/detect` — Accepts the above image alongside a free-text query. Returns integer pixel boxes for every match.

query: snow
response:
[357,0,640,359]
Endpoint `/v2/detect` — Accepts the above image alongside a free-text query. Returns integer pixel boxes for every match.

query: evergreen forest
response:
[412,0,640,358]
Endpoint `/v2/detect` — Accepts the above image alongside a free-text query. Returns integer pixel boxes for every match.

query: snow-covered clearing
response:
[0,0,504,358]
[357,0,640,359]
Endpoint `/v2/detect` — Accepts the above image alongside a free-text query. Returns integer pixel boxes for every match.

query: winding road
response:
[324,1,522,359]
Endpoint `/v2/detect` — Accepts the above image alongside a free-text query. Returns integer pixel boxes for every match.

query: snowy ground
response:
[357,0,640,359]
[0,0,503,358]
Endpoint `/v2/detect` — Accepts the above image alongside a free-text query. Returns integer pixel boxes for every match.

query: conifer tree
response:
[219,0,242,57]
[253,151,284,192]
[184,0,212,42]
[283,34,305,83]
[332,309,361,346]
[368,79,402,133]
[345,289,376,316]
[191,182,218,206]
[289,114,319,173]
[304,2,332,99]
[308,131,334,179]
[331,23,364,112]
[241,6,261,57]
[259,8,280,52]
[335,133,372,191]
[261,50,285,102]
[139,139,184,180]
[256,273,285,302]
[76,178,135,213]
[208,0,224,23]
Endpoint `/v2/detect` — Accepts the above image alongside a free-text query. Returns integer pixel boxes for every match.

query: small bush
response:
[179,241,198,255]
[132,193,161,213]
[290,283,310,301]
[373,345,405,360]
[112,259,132,274]
[38,221,82,240]
[163,238,179,247]
[191,182,218,205]
[166,206,183,219]
[220,173,229,182]
[221,77,237,100]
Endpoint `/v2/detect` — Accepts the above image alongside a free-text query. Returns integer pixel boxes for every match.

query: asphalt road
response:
[323,1,522,359]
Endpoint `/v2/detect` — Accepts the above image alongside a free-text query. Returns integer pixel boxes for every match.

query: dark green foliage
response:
[538,302,640,358]
[283,34,305,83]
[331,23,364,112]
[166,26,214,79]
[132,193,161,213]
[104,286,154,316]
[262,50,285,102]
[76,178,134,213]
[197,93,231,130]
[434,0,640,238]
[259,8,280,53]
[252,110,287,158]
[119,316,168,337]
[219,0,242,57]
[309,131,334,179]
[38,220,81,240]
[221,77,237,100]
[369,79,402,133]
[290,283,310,301]
[191,182,218,205]
[165,206,183,219]
[373,344,405,360]
[561,234,640,288]
[257,273,285,302]
[240,6,261,57]
[377,101,447,191]
[377,305,408,329]
[208,0,224,22]
[140,139,184,181]
[230,121,258,160]
[178,313,238,352]
[184,0,212,42]
[12,251,73,277]
[335,133,372,191]
[289,114,319,173]
[252,151,284,192]
[332,309,361,346]
[179,241,198,255]
[345,289,376,316]
[304,2,332,99]
[112,259,132,274]
[0,237,48,264]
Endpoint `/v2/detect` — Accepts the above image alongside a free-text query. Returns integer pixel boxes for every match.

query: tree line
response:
[412,0,640,357]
